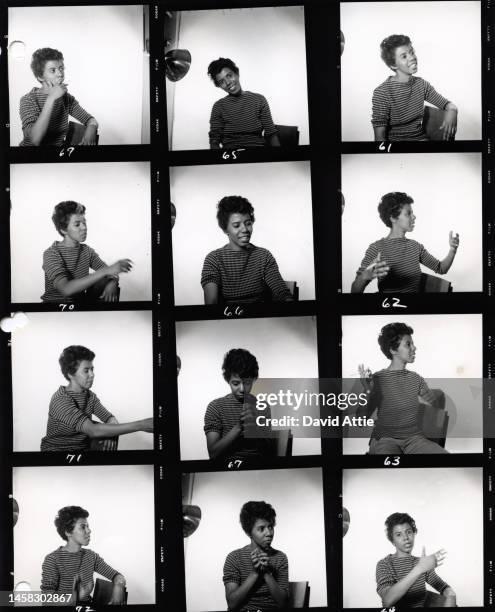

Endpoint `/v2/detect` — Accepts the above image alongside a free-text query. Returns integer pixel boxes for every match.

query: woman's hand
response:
[99,279,119,302]
[448,231,460,251]
[79,123,98,146]
[358,364,374,394]
[417,546,447,573]
[106,259,133,276]
[72,573,94,602]
[141,417,154,433]
[440,105,457,141]
[45,81,68,100]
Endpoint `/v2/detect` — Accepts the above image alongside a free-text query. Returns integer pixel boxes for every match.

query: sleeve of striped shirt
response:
[425,569,449,594]
[50,393,90,432]
[418,243,442,274]
[93,552,119,581]
[20,93,41,132]
[259,95,278,137]
[204,400,222,435]
[371,85,391,128]
[275,552,289,595]
[201,251,221,288]
[209,101,224,147]
[263,251,291,301]
[41,553,60,593]
[223,550,242,585]
[423,80,450,110]
[357,242,380,273]
[89,392,114,423]
[66,93,93,126]
[376,558,395,599]
[43,248,70,285]
[87,246,107,271]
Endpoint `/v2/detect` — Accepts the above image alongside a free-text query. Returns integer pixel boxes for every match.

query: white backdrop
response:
[168,7,309,150]
[341,1,481,141]
[11,311,153,451]
[171,162,315,305]
[185,468,327,610]
[341,153,482,292]
[10,162,152,302]
[343,467,483,607]
[176,316,320,459]
[13,465,155,604]
[8,5,149,145]
[341,313,482,453]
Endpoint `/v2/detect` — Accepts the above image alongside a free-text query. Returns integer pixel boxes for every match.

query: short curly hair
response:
[54,506,89,541]
[222,348,259,382]
[216,195,255,231]
[30,47,64,80]
[378,192,413,228]
[52,201,86,236]
[385,512,417,543]
[59,345,95,381]
[380,34,412,68]
[378,322,413,360]
[207,58,239,84]
[240,501,276,536]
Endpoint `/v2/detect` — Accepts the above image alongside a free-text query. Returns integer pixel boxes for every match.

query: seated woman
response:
[357,322,448,454]
[201,195,293,304]
[207,57,280,149]
[224,501,288,611]
[376,512,455,608]
[351,192,459,293]
[40,345,153,452]
[41,506,126,604]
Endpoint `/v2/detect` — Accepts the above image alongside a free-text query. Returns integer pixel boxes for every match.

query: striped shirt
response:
[358,238,442,293]
[42,242,107,302]
[204,393,274,461]
[223,545,289,611]
[41,547,118,601]
[41,386,113,452]
[369,370,431,440]
[376,554,449,608]
[371,76,449,141]
[201,244,292,304]
[209,91,277,148]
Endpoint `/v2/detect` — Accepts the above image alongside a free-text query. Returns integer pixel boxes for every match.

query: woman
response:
[201,195,293,304]
[41,506,126,604]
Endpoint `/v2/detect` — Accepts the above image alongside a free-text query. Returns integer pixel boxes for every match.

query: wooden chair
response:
[66,121,100,145]
[424,591,457,607]
[285,281,299,301]
[274,428,293,457]
[422,106,455,141]
[418,389,449,448]
[419,272,452,293]
[267,124,300,147]
[92,578,128,605]
[289,581,310,609]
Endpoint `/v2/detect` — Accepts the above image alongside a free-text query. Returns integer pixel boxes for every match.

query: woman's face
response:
[214,68,241,95]
[391,522,415,555]
[250,518,274,550]
[67,518,91,547]
[224,212,253,250]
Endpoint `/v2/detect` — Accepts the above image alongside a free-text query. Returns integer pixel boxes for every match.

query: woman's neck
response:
[392,72,412,84]
[60,236,79,248]
[387,227,406,239]
[64,541,81,553]
[387,359,407,371]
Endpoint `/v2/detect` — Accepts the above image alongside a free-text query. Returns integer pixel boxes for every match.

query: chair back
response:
[289,581,310,609]
[92,578,128,605]
[270,124,300,147]
[66,121,100,145]
[418,389,449,448]
[285,281,299,301]
[420,272,452,293]
[422,106,455,141]
[424,590,457,607]
[275,428,293,457]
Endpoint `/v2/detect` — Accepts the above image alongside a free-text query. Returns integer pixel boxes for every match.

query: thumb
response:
[421,546,426,557]
[449,230,453,240]
[376,252,381,262]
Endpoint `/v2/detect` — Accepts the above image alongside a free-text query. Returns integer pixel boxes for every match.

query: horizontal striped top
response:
[42,242,107,302]
[209,91,278,148]
[204,393,274,461]
[369,369,432,440]
[41,547,118,600]
[20,89,93,146]
[372,76,449,141]
[376,554,449,608]
[358,238,442,293]
[223,545,289,611]
[201,244,292,304]
[41,386,113,452]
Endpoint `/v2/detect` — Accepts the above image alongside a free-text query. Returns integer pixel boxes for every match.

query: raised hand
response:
[45,80,67,100]
[358,364,374,393]
[417,546,447,572]
[141,417,154,433]
[448,231,460,250]
[106,259,133,276]
[364,252,390,281]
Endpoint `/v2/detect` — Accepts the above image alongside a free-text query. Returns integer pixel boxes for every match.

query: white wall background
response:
[341,1,481,141]
[185,468,327,610]
[341,313,482,454]
[176,316,320,459]
[171,162,315,305]
[8,5,149,145]
[168,7,310,150]
[11,311,153,451]
[343,467,483,607]
[341,153,482,292]
[13,465,155,604]
[10,162,152,302]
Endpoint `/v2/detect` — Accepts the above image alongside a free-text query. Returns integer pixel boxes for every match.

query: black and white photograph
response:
[12,465,155,605]
[11,311,154,452]
[340,1,481,141]
[8,5,150,147]
[341,313,483,454]
[341,153,482,293]
[165,7,310,150]
[10,162,152,304]
[343,467,483,608]
[170,162,315,306]
[176,316,320,462]
[182,467,327,611]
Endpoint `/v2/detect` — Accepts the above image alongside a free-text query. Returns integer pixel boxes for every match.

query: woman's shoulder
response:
[20,87,42,101]
[376,553,394,568]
